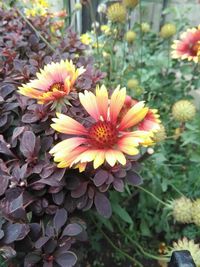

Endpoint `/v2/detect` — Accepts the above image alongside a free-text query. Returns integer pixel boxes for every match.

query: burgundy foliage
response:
[0,8,142,267]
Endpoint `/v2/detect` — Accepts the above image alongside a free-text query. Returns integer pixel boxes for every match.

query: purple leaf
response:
[113,179,124,192]
[3,223,30,244]
[47,169,65,181]
[62,223,82,237]
[35,236,50,249]
[52,191,65,205]
[55,251,77,267]
[126,171,143,186]
[53,208,68,232]
[71,182,88,198]
[0,175,9,196]
[20,131,36,158]
[24,252,41,267]
[93,170,108,187]
[11,126,26,146]
[94,192,112,218]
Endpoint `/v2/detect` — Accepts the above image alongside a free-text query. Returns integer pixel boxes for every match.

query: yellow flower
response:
[38,0,49,8]
[80,33,92,45]
[125,31,136,43]
[24,8,37,17]
[107,3,127,23]
[141,22,150,33]
[192,199,200,226]
[172,100,196,122]
[122,0,138,9]
[101,24,111,35]
[160,23,176,39]
[153,124,166,142]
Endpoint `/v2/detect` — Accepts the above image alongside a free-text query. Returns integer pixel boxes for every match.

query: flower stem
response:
[139,0,143,67]
[113,217,168,262]
[16,8,57,54]
[136,185,168,206]
[88,0,100,57]
[92,216,143,267]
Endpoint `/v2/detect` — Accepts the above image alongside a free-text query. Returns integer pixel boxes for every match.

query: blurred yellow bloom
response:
[160,23,176,39]
[107,3,126,23]
[125,31,136,43]
[141,22,150,33]
[80,33,92,45]
[101,25,111,35]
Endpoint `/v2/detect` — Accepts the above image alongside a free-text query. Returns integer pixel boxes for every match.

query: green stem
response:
[114,217,168,262]
[16,8,57,54]
[170,184,185,197]
[92,217,143,267]
[139,0,143,67]
[88,0,100,57]
[136,185,168,206]
[167,38,171,72]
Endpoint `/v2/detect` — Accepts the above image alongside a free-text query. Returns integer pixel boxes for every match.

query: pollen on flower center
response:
[88,121,118,148]
[49,82,64,92]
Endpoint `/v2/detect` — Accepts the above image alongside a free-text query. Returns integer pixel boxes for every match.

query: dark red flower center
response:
[49,82,64,92]
[88,121,118,148]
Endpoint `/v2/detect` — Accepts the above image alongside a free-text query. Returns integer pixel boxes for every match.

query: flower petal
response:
[105,149,117,167]
[79,90,100,121]
[110,86,126,123]
[51,113,87,135]
[93,150,106,169]
[96,85,108,120]
[119,101,149,130]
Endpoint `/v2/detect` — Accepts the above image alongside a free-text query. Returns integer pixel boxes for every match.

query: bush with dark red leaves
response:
[0,8,144,267]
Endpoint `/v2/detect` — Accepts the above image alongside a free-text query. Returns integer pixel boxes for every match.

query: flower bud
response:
[107,3,127,23]
[172,197,193,223]
[153,124,166,142]
[127,79,139,89]
[160,23,176,39]
[141,22,150,33]
[172,100,196,122]
[125,31,136,43]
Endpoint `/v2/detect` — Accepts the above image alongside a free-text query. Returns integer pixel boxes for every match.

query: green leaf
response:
[112,204,133,225]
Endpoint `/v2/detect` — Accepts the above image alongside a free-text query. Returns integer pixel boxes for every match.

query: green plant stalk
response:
[167,38,171,72]
[136,185,168,206]
[16,8,57,54]
[113,217,168,262]
[139,0,143,67]
[92,217,143,267]
[88,0,100,56]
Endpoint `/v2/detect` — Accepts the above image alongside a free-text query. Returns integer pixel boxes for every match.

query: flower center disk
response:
[49,82,64,92]
[89,121,118,148]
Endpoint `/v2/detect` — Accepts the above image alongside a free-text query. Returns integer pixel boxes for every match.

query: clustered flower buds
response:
[172,100,196,122]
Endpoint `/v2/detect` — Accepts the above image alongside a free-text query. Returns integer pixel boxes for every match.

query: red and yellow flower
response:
[50,85,160,171]
[18,60,85,104]
[171,25,200,63]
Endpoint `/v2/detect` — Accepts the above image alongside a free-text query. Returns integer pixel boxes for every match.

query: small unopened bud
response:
[147,148,154,155]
